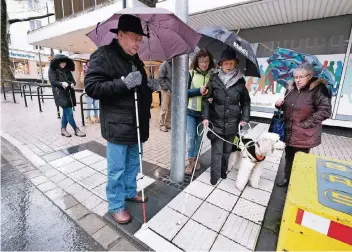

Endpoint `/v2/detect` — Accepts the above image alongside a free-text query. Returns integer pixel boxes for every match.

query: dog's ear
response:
[274,141,286,150]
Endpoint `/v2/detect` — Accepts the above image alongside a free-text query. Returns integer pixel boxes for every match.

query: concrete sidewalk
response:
[2,91,351,251]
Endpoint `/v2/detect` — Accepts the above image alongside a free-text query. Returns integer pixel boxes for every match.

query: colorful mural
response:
[246,54,347,113]
[336,53,352,118]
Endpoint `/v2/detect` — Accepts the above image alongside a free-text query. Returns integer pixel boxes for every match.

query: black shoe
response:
[210,177,218,186]
[221,172,227,179]
[276,179,289,187]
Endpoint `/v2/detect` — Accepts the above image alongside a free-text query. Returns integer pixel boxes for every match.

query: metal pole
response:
[23,85,28,107]
[37,86,42,112]
[38,51,44,86]
[80,93,85,126]
[11,83,16,103]
[46,2,50,23]
[2,81,6,100]
[170,0,189,183]
[122,0,126,8]
[29,85,33,100]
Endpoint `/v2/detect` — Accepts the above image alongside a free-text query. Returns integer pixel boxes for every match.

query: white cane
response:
[177,124,208,225]
[132,65,148,229]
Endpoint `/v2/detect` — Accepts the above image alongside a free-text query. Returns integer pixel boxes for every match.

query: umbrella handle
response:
[95,22,101,38]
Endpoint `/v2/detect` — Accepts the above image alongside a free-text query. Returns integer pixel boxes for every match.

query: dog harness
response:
[240,138,266,163]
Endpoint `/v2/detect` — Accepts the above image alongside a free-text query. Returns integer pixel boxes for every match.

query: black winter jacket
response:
[84,39,153,145]
[202,73,251,136]
[48,55,76,108]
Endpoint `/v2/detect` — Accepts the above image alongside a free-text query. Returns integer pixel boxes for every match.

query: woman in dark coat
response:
[275,63,331,187]
[202,48,251,185]
[48,54,86,137]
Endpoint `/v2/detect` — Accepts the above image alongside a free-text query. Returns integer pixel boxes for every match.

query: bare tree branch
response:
[9,13,54,24]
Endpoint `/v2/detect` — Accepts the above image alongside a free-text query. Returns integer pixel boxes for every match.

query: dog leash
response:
[197,122,256,151]
[176,121,254,225]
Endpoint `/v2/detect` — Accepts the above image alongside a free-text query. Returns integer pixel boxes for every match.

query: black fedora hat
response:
[110,14,147,37]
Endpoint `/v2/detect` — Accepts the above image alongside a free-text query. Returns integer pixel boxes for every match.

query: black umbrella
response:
[198,27,260,77]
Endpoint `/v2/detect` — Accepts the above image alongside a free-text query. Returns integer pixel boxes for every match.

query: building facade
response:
[26,0,352,127]
[7,0,68,82]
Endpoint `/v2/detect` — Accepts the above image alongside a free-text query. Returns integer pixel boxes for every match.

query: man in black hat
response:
[85,14,159,224]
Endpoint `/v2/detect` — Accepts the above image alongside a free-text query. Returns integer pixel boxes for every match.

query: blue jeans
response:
[106,141,141,213]
[86,96,99,117]
[61,107,78,129]
[187,114,203,158]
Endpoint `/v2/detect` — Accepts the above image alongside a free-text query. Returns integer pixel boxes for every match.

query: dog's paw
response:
[235,181,246,191]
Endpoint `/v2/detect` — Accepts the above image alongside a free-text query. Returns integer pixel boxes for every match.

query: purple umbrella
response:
[86,7,201,61]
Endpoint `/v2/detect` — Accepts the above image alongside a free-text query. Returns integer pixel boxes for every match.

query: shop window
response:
[73,0,84,14]
[34,45,43,50]
[63,0,73,17]
[37,62,47,75]
[10,58,30,75]
[29,20,42,31]
[84,0,95,9]
[54,0,63,20]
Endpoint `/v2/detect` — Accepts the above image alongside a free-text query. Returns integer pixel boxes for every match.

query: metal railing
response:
[80,92,99,127]
[1,80,90,120]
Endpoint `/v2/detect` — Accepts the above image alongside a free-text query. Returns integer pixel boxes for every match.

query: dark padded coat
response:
[276,77,332,148]
[202,73,251,136]
[84,39,153,145]
[48,54,76,108]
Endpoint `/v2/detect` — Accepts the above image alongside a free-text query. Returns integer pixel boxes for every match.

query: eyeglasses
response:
[293,74,310,80]
[198,61,210,65]
[123,32,144,44]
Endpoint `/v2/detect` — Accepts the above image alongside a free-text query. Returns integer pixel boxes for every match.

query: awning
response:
[188,0,352,31]
[27,0,352,53]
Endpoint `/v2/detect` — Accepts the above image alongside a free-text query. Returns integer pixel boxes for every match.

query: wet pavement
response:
[1,147,105,251]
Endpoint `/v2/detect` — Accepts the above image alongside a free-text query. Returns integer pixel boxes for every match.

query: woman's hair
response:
[190,49,216,71]
[293,63,314,75]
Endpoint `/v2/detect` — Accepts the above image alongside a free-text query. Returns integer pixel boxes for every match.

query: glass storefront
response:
[10,58,30,75]
[36,62,47,76]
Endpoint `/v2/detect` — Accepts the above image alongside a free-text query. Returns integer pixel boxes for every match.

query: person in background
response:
[83,61,100,124]
[275,63,331,187]
[185,49,215,175]
[48,54,86,138]
[84,14,160,224]
[202,48,251,185]
[158,60,172,132]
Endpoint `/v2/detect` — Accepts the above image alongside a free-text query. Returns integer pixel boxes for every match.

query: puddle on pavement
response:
[1,161,104,251]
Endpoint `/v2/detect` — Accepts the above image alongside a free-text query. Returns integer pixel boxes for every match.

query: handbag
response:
[269,109,285,141]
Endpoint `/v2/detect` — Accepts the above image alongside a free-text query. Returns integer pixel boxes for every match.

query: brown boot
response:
[111,210,131,224]
[160,126,168,132]
[61,128,71,137]
[193,157,201,171]
[185,158,195,175]
[94,116,100,123]
[127,191,148,203]
[86,117,94,124]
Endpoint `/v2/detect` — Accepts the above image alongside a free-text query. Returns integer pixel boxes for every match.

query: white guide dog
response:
[228,131,286,191]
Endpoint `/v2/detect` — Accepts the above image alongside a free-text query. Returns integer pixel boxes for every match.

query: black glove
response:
[123,71,142,90]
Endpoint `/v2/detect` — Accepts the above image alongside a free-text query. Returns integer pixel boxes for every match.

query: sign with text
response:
[316,158,352,215]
